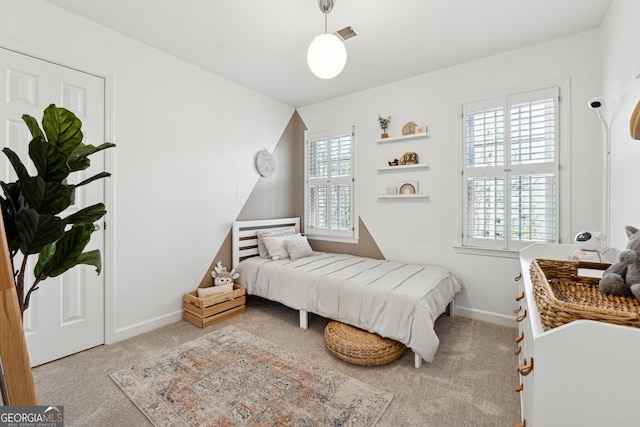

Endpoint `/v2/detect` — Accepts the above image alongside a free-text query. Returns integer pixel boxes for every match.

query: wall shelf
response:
[376,133,429,144]
[378,193,429,199]
[377,163,429,172]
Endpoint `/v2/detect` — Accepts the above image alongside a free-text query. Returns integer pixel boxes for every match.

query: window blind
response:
[462,87,559,249]
[305,128,355,239]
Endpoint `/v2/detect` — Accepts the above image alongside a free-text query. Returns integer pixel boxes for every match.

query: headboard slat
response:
[232,217,300,268]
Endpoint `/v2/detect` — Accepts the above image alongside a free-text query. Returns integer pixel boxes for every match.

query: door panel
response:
[0,47,106,366]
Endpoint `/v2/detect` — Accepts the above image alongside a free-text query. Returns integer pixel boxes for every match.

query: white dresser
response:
[516,243,640,427]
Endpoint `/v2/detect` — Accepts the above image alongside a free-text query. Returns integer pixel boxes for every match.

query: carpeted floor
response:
[110,325,393,426]
[33,297,520,426]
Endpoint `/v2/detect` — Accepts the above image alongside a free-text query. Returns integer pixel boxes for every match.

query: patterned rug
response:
[110,325,393,426]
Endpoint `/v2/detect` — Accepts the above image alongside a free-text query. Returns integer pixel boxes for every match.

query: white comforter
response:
[236,252,463,363]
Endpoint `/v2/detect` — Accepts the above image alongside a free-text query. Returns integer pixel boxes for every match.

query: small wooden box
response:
[183,284,246,328]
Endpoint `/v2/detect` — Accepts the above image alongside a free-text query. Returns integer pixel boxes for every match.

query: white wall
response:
[0,0,617,334]
[600,0,640,249]
[298,31,603,325]
[0,0,294,341]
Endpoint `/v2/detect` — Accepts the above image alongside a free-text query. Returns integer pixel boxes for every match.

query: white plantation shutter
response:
[462,87,559,250]
[305,128,356,240]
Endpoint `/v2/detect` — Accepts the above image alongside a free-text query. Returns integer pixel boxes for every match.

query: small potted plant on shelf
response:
[378,114,391,138]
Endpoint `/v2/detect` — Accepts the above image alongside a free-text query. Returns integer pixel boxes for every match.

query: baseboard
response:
[108,309,184,344]
[453,306,516,328]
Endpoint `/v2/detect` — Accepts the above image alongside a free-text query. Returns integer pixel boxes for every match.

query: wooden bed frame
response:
[232,217,448,368]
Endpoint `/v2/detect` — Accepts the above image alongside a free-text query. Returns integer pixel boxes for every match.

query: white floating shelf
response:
[378,193,430,199]
[376,133,429,143]
[376,163,429,172]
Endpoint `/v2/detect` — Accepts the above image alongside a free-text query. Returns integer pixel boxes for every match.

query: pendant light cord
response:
[324,11,328,34]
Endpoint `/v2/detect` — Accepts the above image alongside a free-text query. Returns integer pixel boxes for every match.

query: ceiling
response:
[42,0,612,108]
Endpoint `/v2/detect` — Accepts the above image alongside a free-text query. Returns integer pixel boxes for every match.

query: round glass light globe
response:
[307,33,347,79]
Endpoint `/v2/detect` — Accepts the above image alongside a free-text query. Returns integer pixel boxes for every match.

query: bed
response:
[232,217,463,368]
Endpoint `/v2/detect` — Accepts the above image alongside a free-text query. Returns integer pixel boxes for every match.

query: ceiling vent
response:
[335,26,358,41]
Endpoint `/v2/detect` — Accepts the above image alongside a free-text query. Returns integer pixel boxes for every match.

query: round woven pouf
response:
[324,321,406,366]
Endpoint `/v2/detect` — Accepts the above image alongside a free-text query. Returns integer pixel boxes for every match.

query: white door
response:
[0,47,106,366]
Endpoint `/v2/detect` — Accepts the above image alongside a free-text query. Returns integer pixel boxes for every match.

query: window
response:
[461,87,559,251]
[304,127,358,242]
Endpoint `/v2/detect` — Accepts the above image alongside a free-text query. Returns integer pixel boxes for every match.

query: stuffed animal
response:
[599,226,640,299]
[211,261,239,286]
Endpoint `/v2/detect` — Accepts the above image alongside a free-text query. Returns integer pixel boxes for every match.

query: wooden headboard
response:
[232,217,300,268]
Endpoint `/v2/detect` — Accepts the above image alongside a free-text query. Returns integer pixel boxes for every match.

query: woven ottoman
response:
[324,321,405,366]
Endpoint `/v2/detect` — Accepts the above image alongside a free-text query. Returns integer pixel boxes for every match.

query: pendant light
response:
[307,0,347,79]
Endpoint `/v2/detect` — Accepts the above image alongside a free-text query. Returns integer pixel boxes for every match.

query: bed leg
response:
[299,310,308,329]
[414,353,422,369]
[449,298,456,317]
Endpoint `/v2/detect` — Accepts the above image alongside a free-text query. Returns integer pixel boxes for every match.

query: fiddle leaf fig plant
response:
[0,104,115,316]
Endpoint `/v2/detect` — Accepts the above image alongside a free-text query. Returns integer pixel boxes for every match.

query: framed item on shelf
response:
[398,181,418,195]
[387,186,397,195]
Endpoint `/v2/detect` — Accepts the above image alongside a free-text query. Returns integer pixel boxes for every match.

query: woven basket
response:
[530,258,640,331]
[324,321,405,366]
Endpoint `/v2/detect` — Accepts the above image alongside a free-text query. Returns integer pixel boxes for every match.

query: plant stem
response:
[23,278,42,315]
[16,256,27,315]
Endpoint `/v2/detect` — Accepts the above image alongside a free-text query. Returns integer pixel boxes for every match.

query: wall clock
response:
[255,149,275,177]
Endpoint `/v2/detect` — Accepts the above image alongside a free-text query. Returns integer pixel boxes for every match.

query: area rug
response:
[110,325,393,426]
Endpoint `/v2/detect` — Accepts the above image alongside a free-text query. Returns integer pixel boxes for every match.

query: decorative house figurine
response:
[402,121,417,135]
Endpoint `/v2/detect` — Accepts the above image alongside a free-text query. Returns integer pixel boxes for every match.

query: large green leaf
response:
[29,137,70,182]
[63,203,106,225]
[20,178,73,215]
[1,182,24,211]
[74,249,102,275]
[15,208,65,254]
[2,147,30,181]
[34,224,93,278]
[39,182,74,215]
[21,176,46,210]
[0,196,19,252]
[75,172,111,189]
[34,242,56,279]
[41,105,83,155]
[68,142,116,172]
[21,114,44,140]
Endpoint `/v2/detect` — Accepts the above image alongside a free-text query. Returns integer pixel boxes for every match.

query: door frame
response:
[0,42,116,344]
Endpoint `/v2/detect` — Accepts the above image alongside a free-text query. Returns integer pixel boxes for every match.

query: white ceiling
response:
[42,0,612,108]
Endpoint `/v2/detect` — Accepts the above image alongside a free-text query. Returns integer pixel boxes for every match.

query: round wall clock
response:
[255,149,275,177]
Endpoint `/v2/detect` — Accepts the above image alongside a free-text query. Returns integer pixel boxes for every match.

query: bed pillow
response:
[262,233,302,260]
[283,234,313,260]
[256,226,297,258]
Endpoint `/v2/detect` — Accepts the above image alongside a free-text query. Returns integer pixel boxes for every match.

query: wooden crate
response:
[183,284,246,328]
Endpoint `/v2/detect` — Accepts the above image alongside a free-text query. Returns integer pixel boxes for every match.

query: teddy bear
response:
[598,225,640,300]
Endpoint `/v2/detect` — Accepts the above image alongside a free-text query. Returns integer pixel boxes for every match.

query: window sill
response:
[453,245,520,259]
[306,235,359,244]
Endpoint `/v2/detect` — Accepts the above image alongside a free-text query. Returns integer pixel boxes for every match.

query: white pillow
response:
[283,234,313,260]
[256,226,297,258]
[263,233,302,260]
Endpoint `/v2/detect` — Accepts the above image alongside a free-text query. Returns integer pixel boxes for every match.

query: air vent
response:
[335,26,358,41]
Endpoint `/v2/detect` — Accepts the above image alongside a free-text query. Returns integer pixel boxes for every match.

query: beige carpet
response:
[33,297,520,426]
